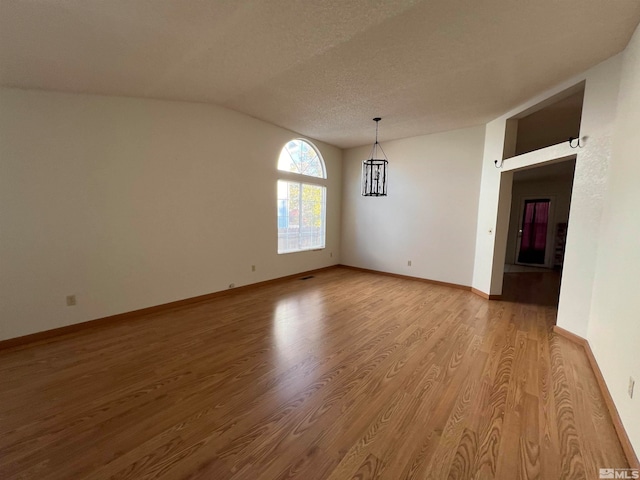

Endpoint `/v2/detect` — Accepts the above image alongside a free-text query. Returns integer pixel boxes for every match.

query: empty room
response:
[1,1,639,479]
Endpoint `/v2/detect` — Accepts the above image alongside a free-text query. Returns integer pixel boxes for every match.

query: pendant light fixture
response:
[362,117,388,196]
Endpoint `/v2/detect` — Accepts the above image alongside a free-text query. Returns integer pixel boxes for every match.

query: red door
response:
[517,199,550,265]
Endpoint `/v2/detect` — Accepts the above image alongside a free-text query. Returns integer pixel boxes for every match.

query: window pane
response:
[300,184,325,250]
[277,180,325,254]
[277,139,325,178]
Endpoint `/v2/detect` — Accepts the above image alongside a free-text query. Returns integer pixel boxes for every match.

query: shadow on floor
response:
[501,270,561,307]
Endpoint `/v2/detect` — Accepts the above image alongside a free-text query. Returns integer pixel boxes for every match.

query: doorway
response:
[502,159,576,306]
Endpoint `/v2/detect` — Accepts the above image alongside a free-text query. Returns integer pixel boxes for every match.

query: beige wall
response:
[0,88,342,341]
[341,126,485,287]
[514,91,583,156]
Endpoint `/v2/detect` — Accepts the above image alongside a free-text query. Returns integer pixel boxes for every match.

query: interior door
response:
[516,198,551,266]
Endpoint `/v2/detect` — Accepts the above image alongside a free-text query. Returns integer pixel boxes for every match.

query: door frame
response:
[514,195,556,268]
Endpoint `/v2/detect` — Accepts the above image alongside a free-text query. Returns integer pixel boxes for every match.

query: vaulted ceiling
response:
[2,0,639,148]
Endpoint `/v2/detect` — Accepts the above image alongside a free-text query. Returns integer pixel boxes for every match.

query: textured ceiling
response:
[1,1,640,148]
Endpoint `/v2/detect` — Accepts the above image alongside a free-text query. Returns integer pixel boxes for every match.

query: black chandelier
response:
[362,117,389,197]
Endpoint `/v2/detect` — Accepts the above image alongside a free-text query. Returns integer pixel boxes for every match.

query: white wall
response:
[341,126,485,286]
[588,22,640,456]
[556,56,622,337]
[472,54,623,308]
[0,88,341,341]
[471,120,509,294]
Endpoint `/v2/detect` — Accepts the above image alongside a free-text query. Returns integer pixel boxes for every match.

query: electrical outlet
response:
[330,252,333,258]
[228,283,235,289]
[408,260,412,267]
[66,295,76,306]
[629,377,635,399]
[251,265,256,272]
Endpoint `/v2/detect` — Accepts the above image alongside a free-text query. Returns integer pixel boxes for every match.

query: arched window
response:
[277,139,327,254]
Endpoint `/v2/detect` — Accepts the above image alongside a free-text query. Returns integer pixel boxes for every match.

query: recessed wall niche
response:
[503,82,585,159]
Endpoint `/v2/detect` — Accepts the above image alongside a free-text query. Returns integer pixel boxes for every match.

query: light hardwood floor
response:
[0,267,629,479]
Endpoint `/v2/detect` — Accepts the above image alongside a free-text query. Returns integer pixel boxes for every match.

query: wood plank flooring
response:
[0,267,629,479]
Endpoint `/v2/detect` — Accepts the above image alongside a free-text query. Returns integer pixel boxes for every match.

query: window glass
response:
[277,140,326,254]
[277,140,325,178]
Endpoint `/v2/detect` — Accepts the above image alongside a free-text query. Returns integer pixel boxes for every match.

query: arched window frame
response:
[277,139,327,254]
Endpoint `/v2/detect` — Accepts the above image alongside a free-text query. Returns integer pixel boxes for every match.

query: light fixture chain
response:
[377,142,388,161]
[374,118,380,158]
